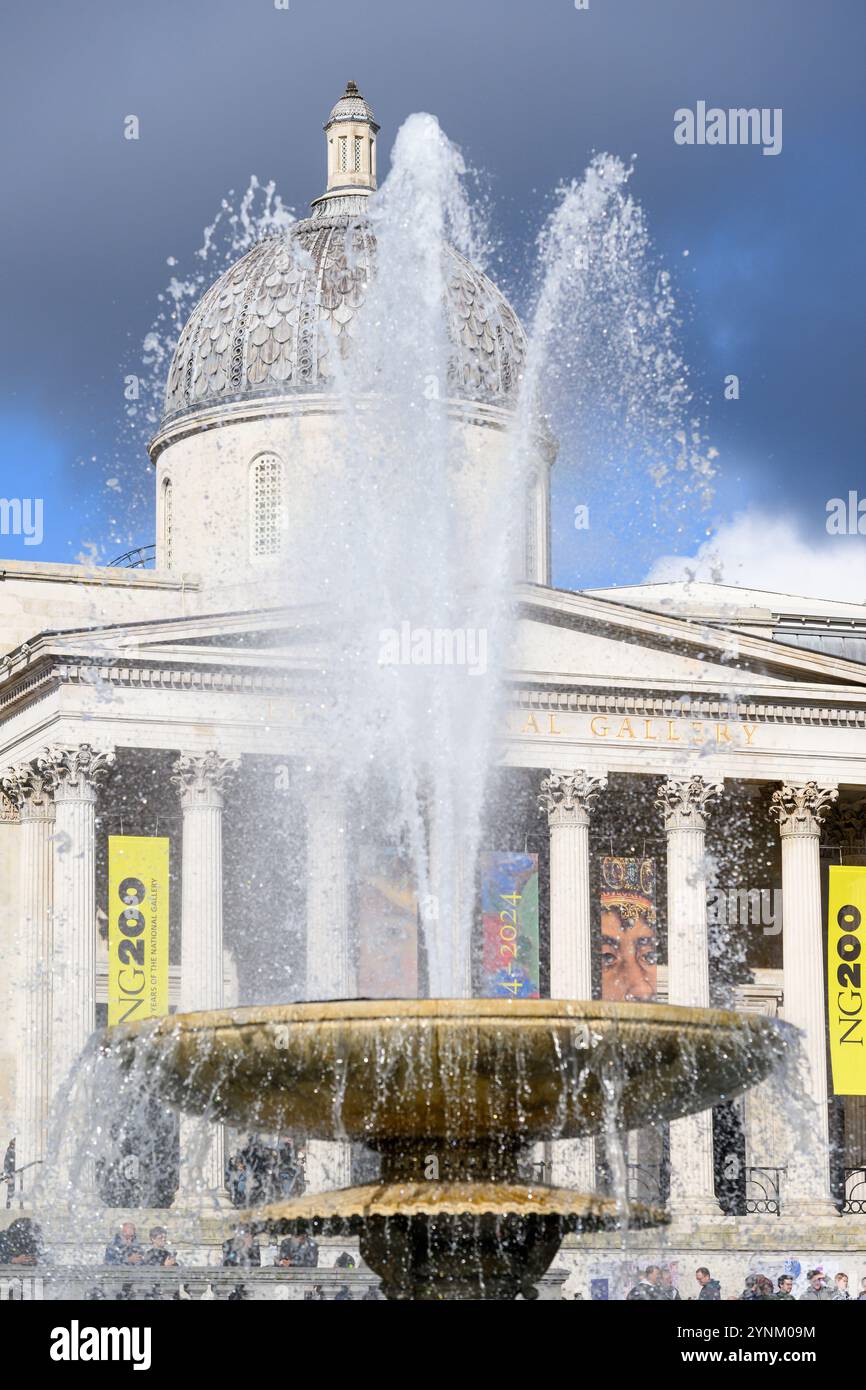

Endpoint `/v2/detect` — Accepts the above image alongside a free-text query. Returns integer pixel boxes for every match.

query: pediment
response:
[512,586,866,695]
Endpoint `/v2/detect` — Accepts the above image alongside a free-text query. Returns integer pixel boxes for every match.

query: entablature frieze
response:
[509,686,866,732]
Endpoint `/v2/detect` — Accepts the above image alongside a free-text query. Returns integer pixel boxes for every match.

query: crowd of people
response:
[4,1208,864,1303]
[224,1137,305,1208]
[626,1264,866,1301]
[103,1222,179,1267]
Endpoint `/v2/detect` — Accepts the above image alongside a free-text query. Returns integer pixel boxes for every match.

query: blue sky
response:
[0,0,863,590]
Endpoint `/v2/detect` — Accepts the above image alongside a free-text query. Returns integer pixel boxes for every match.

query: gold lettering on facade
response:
[515,711,760,745]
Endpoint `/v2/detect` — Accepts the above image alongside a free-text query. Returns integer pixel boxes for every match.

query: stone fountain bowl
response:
[109,998,792,1143]
[108,999,792,1298]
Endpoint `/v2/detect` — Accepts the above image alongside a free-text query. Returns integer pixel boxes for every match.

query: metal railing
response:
[107,544,156,569]
[4,1160,42,1209]
[744,1166,786,1216]
[842,1167,866,1215]
[626,1163,666,1207]
[0,1264,569,1301]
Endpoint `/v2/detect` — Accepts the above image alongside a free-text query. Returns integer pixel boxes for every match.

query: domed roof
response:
[163,204,526,425]
[327,79,377,127]
[162,83,526,428]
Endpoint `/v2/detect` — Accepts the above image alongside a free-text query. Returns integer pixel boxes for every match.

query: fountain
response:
[108,999,791,1300]
[91,91,793,1301]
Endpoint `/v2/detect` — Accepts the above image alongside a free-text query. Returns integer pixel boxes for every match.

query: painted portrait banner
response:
[827,865,866,1096]
[107,836,169,1026]
[599,856,657,1002]
[357,843,419,998]
[480,852,540,998]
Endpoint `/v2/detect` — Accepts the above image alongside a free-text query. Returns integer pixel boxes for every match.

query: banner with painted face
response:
[828,866,866,1095]
[480,852,540,998]
[599,856,658,1002]
[107,836,169,1025]
[357,842,419,998]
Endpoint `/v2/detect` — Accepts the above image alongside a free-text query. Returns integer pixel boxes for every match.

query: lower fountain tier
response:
[248,1181,667,1301]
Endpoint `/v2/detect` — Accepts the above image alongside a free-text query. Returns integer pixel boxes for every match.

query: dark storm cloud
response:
[0,0,863,578]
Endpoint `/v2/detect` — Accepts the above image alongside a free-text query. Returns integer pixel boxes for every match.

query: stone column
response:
[40,746,113,1104]
[538,769,607,1191]
[0,763,56,1193]
[172,751,237,1204]
[304,774,353,1191]
[656,775,724,1221]
[769,780,838,1218]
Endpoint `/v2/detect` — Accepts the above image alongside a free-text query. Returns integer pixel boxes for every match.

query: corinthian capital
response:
[770,781,838,837]
[656,775,723,831]
[36,744,114,803]
[171,751,239,809]
[821,796,866,850]
[538,769,607,827]
[0,761,58,820]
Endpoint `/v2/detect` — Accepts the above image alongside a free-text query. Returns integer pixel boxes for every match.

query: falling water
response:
[33,113,817,1292]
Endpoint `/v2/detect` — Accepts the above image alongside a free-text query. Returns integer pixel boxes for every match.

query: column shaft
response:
[1,764,57,1193]
[539,770,606,1192]
[305,777,352,1191]
[18,800,54,1174]
[657,776,723,1220]
[771,781,838,1216]
[172,752,236,1202]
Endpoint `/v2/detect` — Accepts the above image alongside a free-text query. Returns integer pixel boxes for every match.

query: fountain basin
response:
[109,998,792,1142]
[107,999,792,1298]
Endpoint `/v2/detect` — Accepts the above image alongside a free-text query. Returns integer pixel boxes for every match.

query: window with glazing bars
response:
[250,454,285,560]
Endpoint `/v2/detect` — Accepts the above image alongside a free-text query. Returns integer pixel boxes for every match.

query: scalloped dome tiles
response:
[163,209,526,424]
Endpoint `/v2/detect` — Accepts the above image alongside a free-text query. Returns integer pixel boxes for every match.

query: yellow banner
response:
[828,866,866,1096]
[108,836,169,1026]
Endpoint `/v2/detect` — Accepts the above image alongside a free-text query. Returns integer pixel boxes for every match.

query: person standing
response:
[695,1266,721,1300]
[775,1274,796,1300]
[627,1265,661,1300]
[143,1227,178,1267]
[799,1269,833,1301]
[657,1267,681,1300]
[103,1222,144,1266]
[831,1272,850,1301]
[3,1139,15,1208]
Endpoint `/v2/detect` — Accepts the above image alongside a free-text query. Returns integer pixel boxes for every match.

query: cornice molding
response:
[511,686,866,730]
[2,657,866,737]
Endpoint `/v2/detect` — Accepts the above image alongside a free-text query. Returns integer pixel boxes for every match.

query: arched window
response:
[162,477,174,569]
[250,453,286,561]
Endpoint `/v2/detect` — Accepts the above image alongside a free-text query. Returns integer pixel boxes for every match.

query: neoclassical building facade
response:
[0,84,864,1288]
